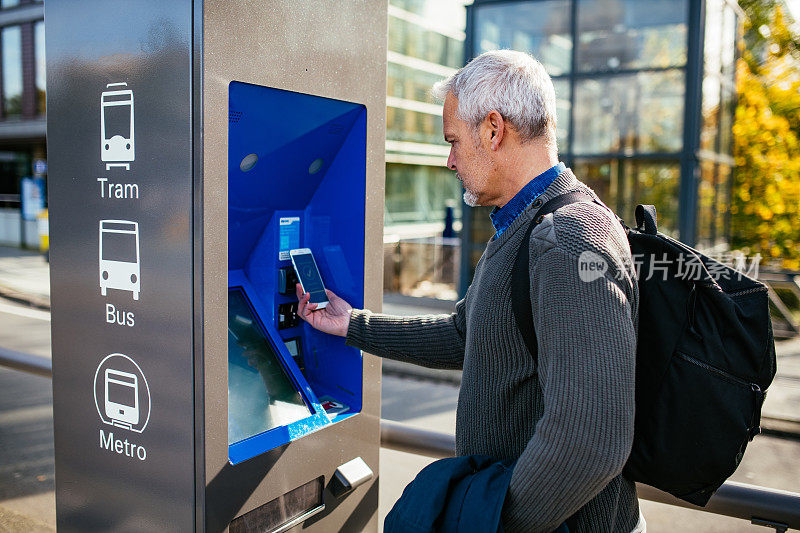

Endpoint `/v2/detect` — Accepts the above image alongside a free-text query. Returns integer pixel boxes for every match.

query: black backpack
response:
[511,190,777,506]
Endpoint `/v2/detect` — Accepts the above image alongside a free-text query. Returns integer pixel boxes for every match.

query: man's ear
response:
[486,110,504,151]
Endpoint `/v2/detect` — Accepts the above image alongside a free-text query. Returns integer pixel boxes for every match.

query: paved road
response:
[0,301,50,358]
[1,298,800,532]
[0,300,54,532]
[0,247,49,306]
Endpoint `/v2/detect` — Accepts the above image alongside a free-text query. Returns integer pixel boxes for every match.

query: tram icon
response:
[100,82,135,170]
[99,219,141,300]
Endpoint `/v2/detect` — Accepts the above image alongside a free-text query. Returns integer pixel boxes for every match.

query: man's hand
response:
[295,283,353,337]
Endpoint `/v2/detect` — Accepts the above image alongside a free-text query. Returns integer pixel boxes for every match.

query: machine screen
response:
[228,288,311,444]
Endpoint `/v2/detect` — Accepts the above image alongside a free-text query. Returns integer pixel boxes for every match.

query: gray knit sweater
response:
[346,169,640,532]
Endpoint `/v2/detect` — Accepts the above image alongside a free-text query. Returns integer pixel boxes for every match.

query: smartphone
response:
[290,248,329,309]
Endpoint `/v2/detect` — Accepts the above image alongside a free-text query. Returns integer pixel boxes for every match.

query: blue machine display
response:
[228,288,314,444]
[227,81,367,464]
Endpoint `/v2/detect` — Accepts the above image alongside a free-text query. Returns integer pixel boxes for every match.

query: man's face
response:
[442,93,493,207]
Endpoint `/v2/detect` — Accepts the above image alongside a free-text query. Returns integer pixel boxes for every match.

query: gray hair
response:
[432,50,557,144]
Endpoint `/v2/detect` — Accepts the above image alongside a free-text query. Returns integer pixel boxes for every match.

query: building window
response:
[700,76,720,153]
[697,159,732,248]
[573,69,684,154]
[698,160,716,244]
[552,78,571,153]
[573,158,679,235]
[385,163,462,225]
[474,0,572,76]
[35,20,45,115]
[388,15,464,68]
[704,0,737,78]
[623,160,680,235]
[387,107,445,146]
[576,0,688,72]
[387,62,445,105]
[572,158,619,211]
[2,25,23,117]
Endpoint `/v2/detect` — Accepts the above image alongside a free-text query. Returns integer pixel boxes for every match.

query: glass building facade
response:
[385,0,468,229]
[0,0,46,247]
[458,0,740,294]
[383,0,471,299]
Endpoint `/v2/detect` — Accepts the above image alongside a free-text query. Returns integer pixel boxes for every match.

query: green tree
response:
[732,2,800,269]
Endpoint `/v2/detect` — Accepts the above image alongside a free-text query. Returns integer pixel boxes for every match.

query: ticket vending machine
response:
[226,82,368,465]
[45,2,386,531]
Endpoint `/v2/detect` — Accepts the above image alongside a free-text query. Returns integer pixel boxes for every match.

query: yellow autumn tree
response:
[732,5,800,269]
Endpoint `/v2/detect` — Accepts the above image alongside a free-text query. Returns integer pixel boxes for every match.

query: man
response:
[296,50,643,532]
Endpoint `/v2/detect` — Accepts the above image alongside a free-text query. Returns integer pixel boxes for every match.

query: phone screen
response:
[293,252,328,304]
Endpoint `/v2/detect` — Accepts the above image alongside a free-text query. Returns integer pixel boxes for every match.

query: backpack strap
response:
[511,191,598,364]
[510,190,616,530]
[635,204,658,234]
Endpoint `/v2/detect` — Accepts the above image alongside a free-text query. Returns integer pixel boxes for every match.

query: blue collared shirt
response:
[490,162,565,238]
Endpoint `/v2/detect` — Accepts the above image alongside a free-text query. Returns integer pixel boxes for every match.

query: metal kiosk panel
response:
[45,0,386,531]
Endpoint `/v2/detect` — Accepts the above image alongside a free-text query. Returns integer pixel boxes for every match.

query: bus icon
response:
[99,220,140,300]
[101,82,135,171]
[104,368,139,428]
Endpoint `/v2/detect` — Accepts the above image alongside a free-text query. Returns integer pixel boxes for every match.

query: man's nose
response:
[446,149,456,171]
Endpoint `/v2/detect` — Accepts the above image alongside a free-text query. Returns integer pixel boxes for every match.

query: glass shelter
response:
[459,0,741,294]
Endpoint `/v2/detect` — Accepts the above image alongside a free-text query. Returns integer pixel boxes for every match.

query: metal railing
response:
[0,346,52,378]
[380,420,800,532]
[1,351,798,531]
[760,269,800,340]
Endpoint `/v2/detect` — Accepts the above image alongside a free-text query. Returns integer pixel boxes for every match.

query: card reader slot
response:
[278,266,299,296]
[277,302,300,330]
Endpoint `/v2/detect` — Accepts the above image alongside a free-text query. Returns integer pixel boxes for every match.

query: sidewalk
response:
[0,246,49,309]
[0,244,798,429]
[0,245,799,532]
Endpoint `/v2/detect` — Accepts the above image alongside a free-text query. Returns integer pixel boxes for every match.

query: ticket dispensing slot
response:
[228,81,366,464]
